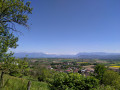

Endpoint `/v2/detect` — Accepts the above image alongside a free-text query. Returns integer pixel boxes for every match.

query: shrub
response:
[50,72,99,90]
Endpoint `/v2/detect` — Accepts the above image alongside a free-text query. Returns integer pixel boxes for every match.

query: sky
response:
[12,0,120,55]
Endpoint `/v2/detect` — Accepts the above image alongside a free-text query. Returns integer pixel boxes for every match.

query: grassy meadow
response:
[0,74,49,90]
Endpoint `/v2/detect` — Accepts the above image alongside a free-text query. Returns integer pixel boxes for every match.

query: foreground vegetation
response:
[0,74,49,90]
[0,57,120,90]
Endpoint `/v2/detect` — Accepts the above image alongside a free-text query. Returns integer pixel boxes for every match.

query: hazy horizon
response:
[12,51,120,55]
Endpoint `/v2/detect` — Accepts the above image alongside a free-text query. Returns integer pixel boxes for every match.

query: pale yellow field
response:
[110,66,120,68]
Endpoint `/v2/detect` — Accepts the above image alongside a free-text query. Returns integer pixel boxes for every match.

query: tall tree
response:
[0,0,32,58]
[0,0,32,85]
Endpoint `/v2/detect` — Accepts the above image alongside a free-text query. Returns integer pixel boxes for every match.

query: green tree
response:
[94,64,107,84]
[1,52,29,77]
[0,0,32,87]
[0,0,32,65]
[102,70,120,89]
[0,0,32,58]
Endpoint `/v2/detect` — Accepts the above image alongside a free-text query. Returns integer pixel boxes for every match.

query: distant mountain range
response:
[13,52,120,59]
[14,52,75,58]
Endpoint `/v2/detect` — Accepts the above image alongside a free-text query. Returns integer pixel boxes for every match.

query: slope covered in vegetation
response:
[0,74,49,90]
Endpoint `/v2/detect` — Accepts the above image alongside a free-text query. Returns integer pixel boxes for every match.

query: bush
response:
[37,68,54,83]
[38,76,45,82]
[93,85,115,90]
[50,72,99,90]
[102,70,119,86]
[102,70,120,89]
[9,71,22,77]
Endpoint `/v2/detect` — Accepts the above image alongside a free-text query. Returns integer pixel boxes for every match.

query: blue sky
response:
[12,0,120,54]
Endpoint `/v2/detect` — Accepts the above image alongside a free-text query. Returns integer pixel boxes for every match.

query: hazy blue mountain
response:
[76,52,120,59]
[76,52,120,56]
[13,52,120,59]
[13,52,75,58]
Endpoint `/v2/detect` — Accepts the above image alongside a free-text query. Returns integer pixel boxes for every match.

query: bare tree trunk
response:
[27,80,31,90]
[0,71,4,87]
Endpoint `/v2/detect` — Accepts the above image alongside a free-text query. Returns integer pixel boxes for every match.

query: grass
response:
[1,74,49,90]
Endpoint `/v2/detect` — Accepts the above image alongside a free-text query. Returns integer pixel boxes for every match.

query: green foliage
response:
[0,0,32,78]
[0,0,32,27]
[50,72,99,90]
[93,85,115,90]
[94,64,107,83]
[29,64,55,83]
[0,26,18,59]
[1,53,29,77]
[0,0,32,58]
[112,76,120,89]
[0,74,49,90]
[102,70,120,89]
[38,68,51,82]
[37,68,55,83]
[102,70,119,85]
